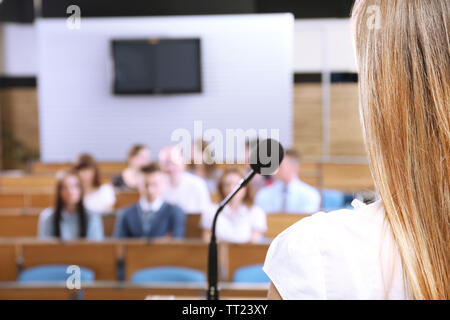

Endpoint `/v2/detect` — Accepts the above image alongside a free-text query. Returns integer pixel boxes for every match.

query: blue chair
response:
[18,264,95,283]
[232,264,270,283]
[321,189,346,211]
[130,266,206,284]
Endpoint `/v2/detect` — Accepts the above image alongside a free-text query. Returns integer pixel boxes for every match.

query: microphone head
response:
[249,138,285,175]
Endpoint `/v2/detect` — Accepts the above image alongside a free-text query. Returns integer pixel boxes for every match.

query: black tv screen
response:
[112,38,202,94]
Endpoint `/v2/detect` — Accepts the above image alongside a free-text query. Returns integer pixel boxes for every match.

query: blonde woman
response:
[264,0,449,300]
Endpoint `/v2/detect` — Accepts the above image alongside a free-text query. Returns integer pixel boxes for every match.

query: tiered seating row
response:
[0,212,308,239]
[0,240,271,283]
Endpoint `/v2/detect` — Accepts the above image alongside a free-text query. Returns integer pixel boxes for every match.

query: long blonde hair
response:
[351,0,449,299]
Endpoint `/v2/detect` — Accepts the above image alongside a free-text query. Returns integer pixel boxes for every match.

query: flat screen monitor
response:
[112,38,202,94]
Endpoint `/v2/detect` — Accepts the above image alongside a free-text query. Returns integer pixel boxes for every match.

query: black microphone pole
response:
[206,138,284,300]
[206,169,257,300]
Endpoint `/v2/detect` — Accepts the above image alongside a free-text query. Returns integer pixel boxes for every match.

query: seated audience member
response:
[112,144,151,190]
[38,170,104,241]
[188,139,221,193]
[255,149,320,214]
[74,154,116,214]
[158,145,212,215]
[201,168,267,243]
[114,163,186,239]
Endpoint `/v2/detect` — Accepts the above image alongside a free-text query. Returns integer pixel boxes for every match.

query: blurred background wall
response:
[0,0,363,170]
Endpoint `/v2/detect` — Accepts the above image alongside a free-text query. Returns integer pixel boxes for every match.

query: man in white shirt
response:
[158,145,212,215]
[255,149,321,214]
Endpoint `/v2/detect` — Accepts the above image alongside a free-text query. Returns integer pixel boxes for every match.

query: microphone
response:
[206,138,285,300]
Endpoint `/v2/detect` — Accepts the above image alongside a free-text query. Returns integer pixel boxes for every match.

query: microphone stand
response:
[206,169,257,300]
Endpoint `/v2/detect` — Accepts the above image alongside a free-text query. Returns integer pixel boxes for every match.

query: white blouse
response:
[83,184,116,214]
[263,199,408,299]
[201,204,267,243]
[163,172,212,215]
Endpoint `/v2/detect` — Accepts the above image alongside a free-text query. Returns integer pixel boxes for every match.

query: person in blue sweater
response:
[114,163,186,239]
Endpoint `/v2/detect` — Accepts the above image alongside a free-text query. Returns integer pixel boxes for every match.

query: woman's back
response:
[265,0,449,300]
[264,200,407,299]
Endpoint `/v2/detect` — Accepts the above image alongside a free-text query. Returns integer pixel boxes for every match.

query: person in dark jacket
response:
[114,163,185,239]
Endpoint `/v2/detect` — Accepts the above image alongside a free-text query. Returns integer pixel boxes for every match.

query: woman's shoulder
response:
[39,207,55,220]
[263,199,388,299]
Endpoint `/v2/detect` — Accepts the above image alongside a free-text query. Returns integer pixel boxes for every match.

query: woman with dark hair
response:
[201,167,267,243]
[112,144,151,189]
[38,170,104,240]
[74,154,116,214]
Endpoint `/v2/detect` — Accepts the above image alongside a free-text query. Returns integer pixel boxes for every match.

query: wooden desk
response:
[0,175,56,189]
[114,192,139,209]
[0,212,202,240]
[0,213,40,237]
[265,213,309,239]
[31,162,126,175]
[21,241,118,280]
[0,192,53,209]
[0,239,276,284]
[185,214,202,239]
[224,243,270,282]
[0,193,26,208]
[0,281,268,300]
[0,244,18,281]
[124,240,209,280]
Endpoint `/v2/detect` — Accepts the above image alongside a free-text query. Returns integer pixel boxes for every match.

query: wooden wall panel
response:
[321,163,374,191]
[293,83,322,158]
[329,83,366,156]
[293,83,366,160]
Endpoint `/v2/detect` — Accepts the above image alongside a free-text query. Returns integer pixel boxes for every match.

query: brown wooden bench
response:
[20,241,118,280]
[0,173,114,193]
[0,240,276,284]
[0,282,268,300]
[13,161,375,191]
[0,212,203,239]
[0,286,78,300]
[0,192,54,209]
[0,213,40,237]
[124,240,209,281]
[0,175,57,189]
[185,213,202,239]
[114,192,140,209]
[223,243,270,282]
[30,162,126,176]
[0,244,18,281]
[0,193,26,208]
[0,211,308,240]
[265,213,310,239]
